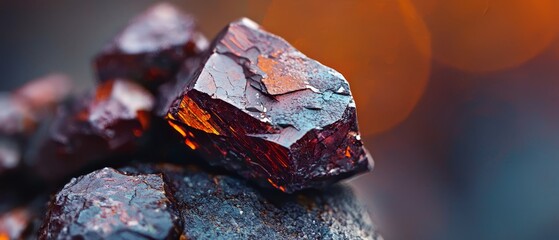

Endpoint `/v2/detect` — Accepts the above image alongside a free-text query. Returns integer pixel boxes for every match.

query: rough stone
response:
[39,167,179,240]
[94,3,208,90]
[0,74,72,176]
[28,79,154,182]
[165,18,370,193]
[121,163,380,240]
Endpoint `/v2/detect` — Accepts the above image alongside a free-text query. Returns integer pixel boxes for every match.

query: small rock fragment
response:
[0,74,72,176]
[39,167,179,240]
[29,79,154,182]
[0,74,72,137]
[13,74,73,116]
[94,3,208,89]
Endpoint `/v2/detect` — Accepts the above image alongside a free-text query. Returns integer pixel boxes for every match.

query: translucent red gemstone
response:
[165,18,371,193]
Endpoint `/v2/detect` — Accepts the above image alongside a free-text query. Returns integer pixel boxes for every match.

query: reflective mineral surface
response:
[166,18,370,193]
[39,167,178,239]
[94,3,208,89]
[0,5,378,239]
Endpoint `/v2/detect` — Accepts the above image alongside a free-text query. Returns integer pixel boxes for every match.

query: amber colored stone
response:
[39,167,179,239]
[29,79,154,182]
[165,18,371,193]
[94,3,208,90]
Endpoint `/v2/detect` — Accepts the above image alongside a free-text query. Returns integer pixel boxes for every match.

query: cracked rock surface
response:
[39,164,380,239]
[166,18,370,193]
[122,163,380,240]
[39,167,179,240]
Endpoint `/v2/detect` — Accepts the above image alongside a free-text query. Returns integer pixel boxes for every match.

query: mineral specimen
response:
[0,74,72,136]
[29,79,154,182]
[39,167,179,239]
[94,3,208,90]
[40,163,379,239]
[0,74,72,176]
[165,18,370,193]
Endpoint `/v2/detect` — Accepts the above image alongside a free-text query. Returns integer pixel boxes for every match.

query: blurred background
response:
[2,1,559,239]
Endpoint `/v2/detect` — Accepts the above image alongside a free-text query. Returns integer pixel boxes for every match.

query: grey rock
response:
[122,164,381,240]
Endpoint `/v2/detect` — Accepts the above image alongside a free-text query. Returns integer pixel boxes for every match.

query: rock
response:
[0,74,72,176]
[121,163,380,239]
[28,79,154,182]
[165,18,370,193]
[39,167,179,240]
[94,3,208,90]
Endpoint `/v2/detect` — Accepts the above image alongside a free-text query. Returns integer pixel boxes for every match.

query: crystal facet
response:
[94,3,208,89]
[166,18,370,193]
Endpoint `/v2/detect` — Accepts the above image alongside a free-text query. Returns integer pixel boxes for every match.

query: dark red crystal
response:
[39,167,178,239]
[94,3,208,89]
[30,79,154,182]
[165,18,371,193]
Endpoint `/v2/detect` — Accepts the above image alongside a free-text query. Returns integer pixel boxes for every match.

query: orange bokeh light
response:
[420,0,559,73]
[258,0,431,135]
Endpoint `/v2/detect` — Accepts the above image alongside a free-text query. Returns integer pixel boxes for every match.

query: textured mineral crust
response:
[165,18,370,193]
[28,79,154,182]
[94,3,208,90]
[39,167,179,240]
[40,163,379,239]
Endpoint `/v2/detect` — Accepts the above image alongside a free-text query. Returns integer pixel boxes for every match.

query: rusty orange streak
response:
[170,97,221,135]
[267,178,286,192]
[257,55,307,95]
[167,120,187,137]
